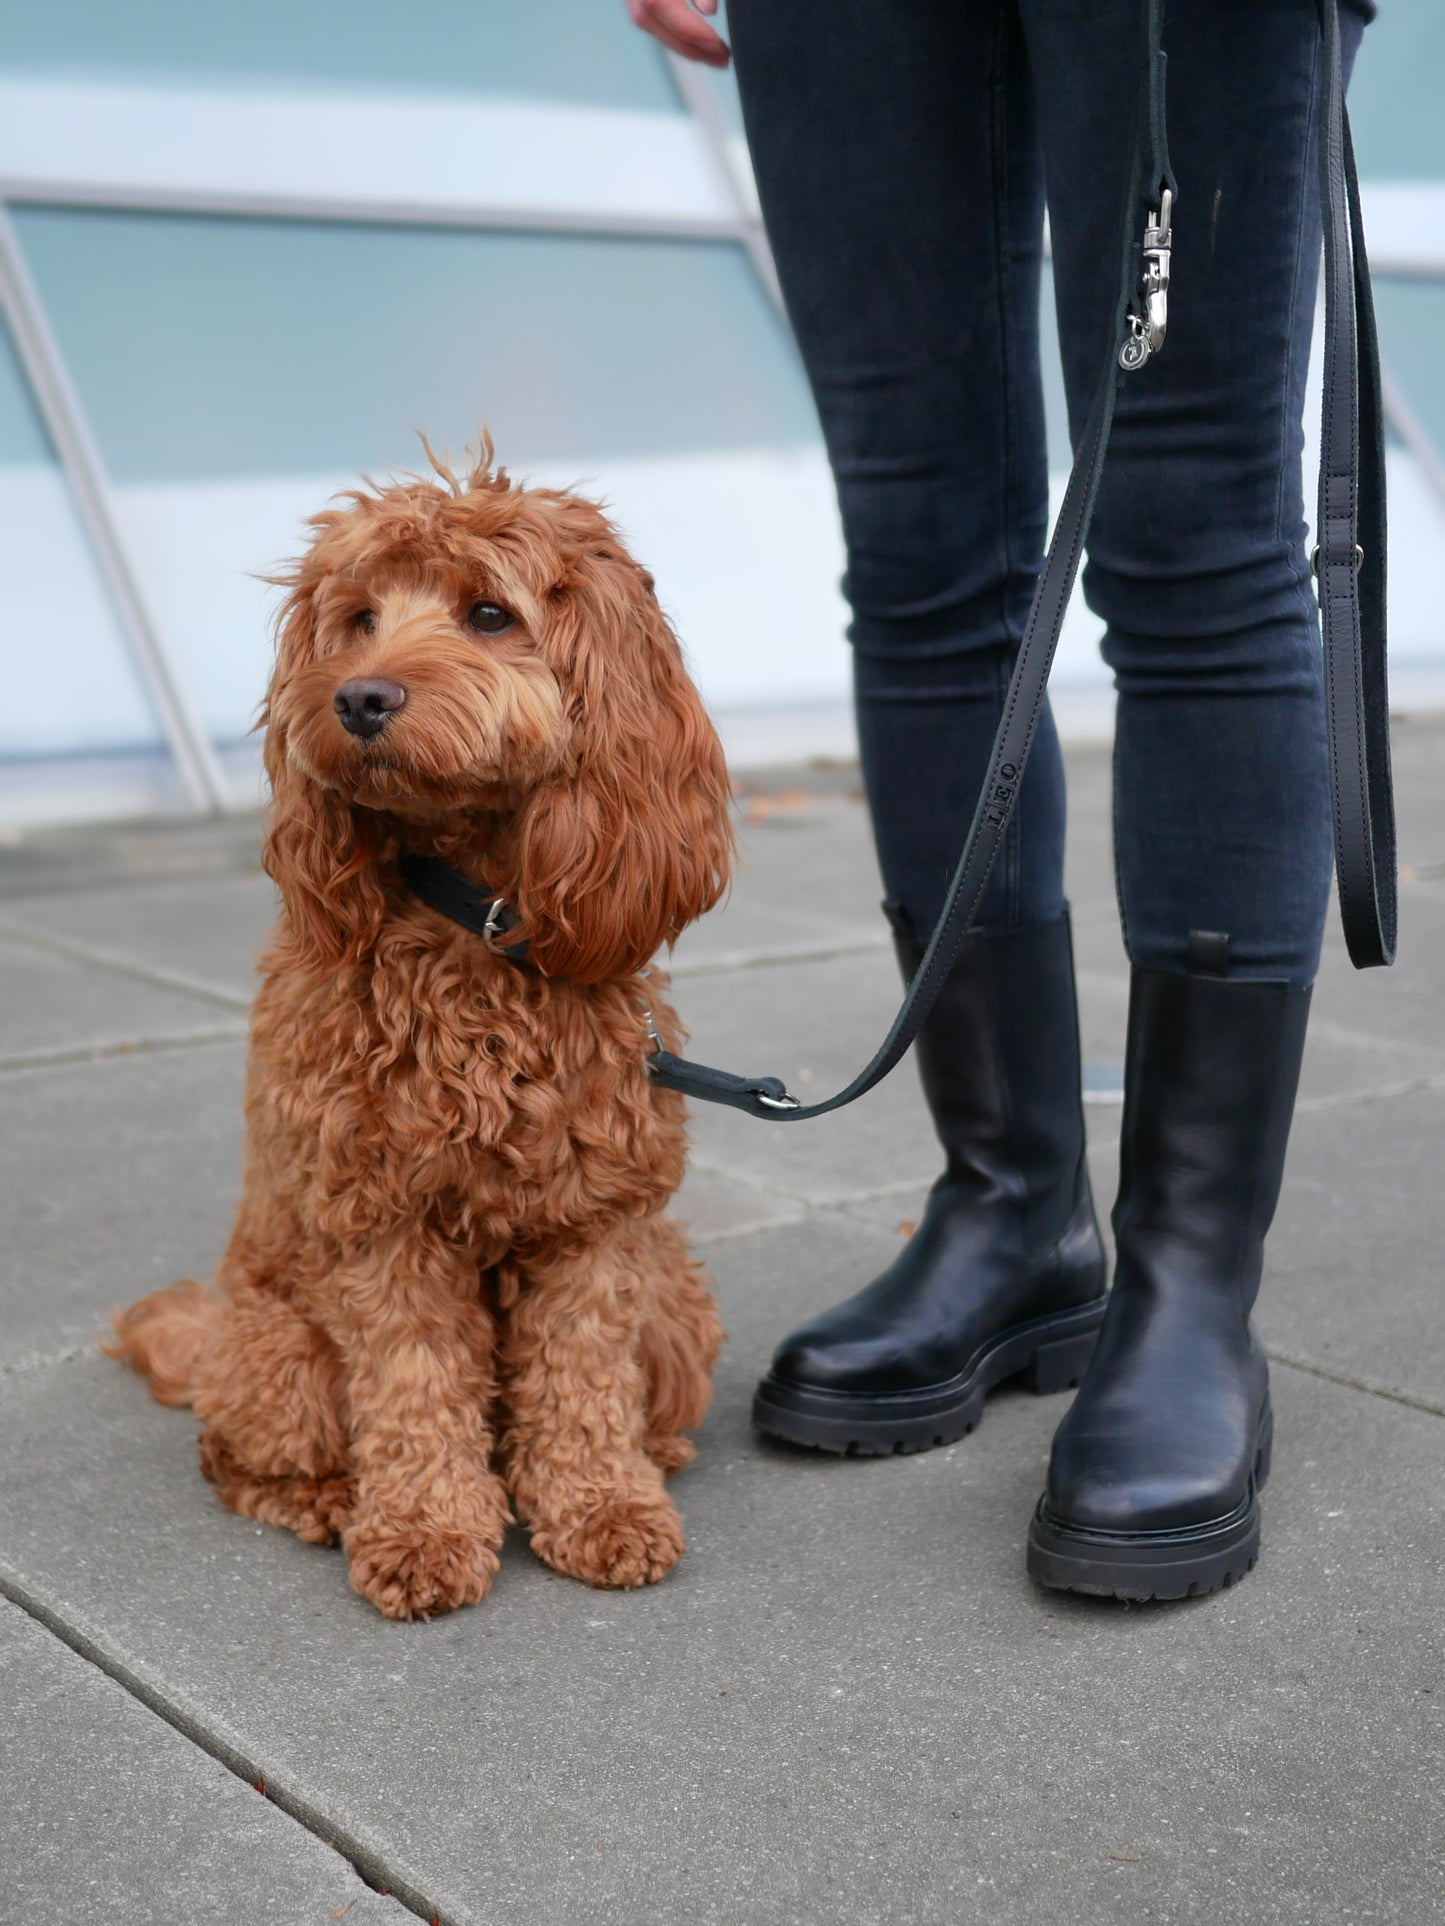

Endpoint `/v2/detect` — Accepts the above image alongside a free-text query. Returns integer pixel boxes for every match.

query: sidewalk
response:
[1,725,1441,1925]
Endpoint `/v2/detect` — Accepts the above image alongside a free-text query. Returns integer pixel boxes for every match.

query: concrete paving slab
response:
[1313,884,1445,1057]
[670,901,889,976]
[674,1158,810,1249]
[3,874,278,1004]
[0,932,241,1068]
[2,721,1439,1925]
[0,1215,1439,1926]
[723,797,885,925]
[0,808,884,1007]
[670,941,1431,1211]
[0,1035,808,1371]
[834,1084,1445,1419]
[0,1044,245,1368]
[1260,1083,1445,1410]
[2,867,881,1002]
[674,950,942,1206]
[1386,717,1445,875]
[0,809,264,901]
[0,1596,409,1926]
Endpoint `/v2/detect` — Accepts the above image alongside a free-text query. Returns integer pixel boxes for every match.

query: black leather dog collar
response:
[397,849,530,963]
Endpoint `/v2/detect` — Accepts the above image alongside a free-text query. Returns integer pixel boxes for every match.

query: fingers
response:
[626,0,731,68]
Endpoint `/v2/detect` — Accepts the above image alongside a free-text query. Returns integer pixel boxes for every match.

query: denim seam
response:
[990,0,1022,929]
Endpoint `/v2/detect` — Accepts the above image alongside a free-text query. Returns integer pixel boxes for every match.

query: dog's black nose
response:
[333,678,406,739]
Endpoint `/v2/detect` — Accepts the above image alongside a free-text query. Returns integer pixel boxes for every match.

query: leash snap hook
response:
[637,998,664,1055]
[481,897,511,943]
[757,1088,801,1112]
[1120,186,1172,371]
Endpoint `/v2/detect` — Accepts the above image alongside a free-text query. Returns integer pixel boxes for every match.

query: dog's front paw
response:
[344,1518,502,1620]
[531,1490,686,1589]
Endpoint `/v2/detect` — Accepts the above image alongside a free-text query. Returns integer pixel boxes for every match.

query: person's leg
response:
[730,0,1106,1453]
[1030,0,1369,985]
[730,0,1064,940]
[1018,0,1370,1595]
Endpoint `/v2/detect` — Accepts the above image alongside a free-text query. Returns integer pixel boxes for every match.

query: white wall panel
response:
[0,81,731,230]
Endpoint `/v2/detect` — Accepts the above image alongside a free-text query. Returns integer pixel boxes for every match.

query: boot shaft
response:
[1113,968,1312,1315]
[891,910,1090,1252]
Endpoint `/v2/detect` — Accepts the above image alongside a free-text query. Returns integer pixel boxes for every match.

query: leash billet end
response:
[646,1048,801,1118]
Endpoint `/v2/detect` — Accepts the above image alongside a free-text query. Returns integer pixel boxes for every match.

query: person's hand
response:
[626,0,730,69]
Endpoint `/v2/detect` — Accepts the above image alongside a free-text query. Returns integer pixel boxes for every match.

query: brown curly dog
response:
[106,447,732,1620]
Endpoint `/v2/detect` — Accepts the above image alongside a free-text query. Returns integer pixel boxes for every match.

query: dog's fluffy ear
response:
[260,572,388,972]
[507,527,733,983]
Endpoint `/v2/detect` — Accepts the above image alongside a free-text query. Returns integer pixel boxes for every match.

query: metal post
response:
[663,51,785,317]
[0,203,230,814]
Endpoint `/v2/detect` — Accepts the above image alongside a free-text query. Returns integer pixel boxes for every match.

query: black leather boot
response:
[1027,966,1311,1601]
[753,911,1107,1453]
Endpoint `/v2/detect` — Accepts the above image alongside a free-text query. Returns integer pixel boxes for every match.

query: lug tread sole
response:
[1025,1406,1274,1602]
[752,1300,1107,1457]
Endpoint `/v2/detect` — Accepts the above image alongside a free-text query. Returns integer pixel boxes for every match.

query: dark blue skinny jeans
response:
[729,0,1369,985]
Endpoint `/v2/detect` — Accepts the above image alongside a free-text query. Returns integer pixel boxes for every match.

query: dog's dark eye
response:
[467,601,515,636]
[353,609,376,635]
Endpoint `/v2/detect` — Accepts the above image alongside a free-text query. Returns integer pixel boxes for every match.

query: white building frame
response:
[0,53,1440,816]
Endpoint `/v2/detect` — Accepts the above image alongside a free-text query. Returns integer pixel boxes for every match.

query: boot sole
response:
[751,1298,1107,1456]
[1025,1401,1274,1602]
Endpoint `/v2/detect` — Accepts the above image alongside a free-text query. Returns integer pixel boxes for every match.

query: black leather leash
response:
[1314,0,1395,969]
[399,0,1392,1119]
[653,0,1175,1118]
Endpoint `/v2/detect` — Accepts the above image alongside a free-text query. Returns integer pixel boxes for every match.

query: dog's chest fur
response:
[249,919,685,1250]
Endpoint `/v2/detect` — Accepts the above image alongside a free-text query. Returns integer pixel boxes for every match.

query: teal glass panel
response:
[0,315,49,463]
[10,209,826,741]
[0,0,677,114]
[1374,281,1445,457]
[1350,4,1445,181]
[13,210,817,482]
[0,317,160,759]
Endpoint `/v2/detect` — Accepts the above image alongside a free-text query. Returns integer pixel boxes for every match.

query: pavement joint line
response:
[0,1558,444,1926]
[690,1203,817,1249]
[1294,1070,1445,1117]
[1307,1013,1445,1065]
[0,1025,247,1079]
[1265,1349,1445,1420]
[685,1153,822,1210]
[0,911,252,1013]
[668,929,891,978]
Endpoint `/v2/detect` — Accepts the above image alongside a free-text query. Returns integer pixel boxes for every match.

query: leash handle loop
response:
[1316,0,1395,967]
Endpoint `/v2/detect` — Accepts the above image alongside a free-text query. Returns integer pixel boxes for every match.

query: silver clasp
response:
[757,1089,801,1111]
[481,897,510,943]
[638,997,664,1055]
[1119,187,1172,372]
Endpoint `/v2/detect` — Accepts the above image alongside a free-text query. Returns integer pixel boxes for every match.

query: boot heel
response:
[1024,1328,1098,1396]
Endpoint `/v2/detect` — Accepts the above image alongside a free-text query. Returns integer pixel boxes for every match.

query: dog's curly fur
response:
[106,445,733,1619]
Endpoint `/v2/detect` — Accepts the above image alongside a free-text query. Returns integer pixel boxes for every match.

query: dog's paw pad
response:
[535,1495,685,1589]
[344,1524,500,1620]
